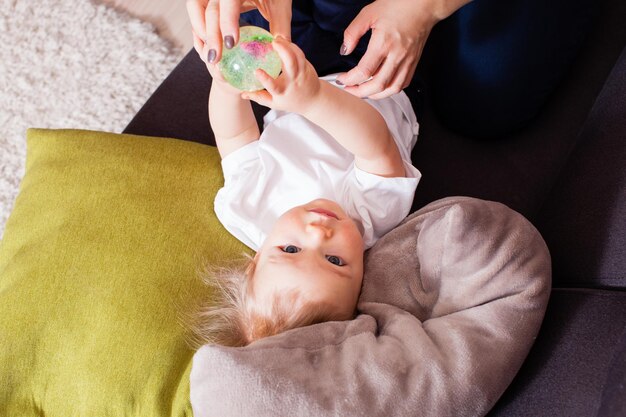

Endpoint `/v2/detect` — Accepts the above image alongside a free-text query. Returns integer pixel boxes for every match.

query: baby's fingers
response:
[242,89,273,108]
[254,69,280,95]
[270,37,301,77]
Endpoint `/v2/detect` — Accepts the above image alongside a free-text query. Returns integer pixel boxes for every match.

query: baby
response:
[192,36,420,347]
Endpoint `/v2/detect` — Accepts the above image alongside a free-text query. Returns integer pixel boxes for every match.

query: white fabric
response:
[214,75,420,250]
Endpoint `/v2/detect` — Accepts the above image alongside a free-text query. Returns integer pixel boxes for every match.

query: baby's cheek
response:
[340,219,362,241]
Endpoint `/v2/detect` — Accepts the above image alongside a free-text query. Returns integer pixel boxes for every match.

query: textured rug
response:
[0,0,186,239]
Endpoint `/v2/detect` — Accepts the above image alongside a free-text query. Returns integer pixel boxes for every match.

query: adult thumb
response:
[341,6,374,55]
[268,3,292,41]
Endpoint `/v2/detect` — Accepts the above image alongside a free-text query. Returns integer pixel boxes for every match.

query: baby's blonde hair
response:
[186,256,350,347]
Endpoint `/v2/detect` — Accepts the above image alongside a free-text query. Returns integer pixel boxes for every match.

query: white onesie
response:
[214,75,421,250]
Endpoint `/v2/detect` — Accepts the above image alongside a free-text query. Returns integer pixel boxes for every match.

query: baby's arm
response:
[245,37,405,178]
[303,82,405,178]
[207,66,260,158]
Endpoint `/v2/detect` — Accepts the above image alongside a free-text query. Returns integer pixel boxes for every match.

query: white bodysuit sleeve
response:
[213,141,265,250]
[344,166,420,249]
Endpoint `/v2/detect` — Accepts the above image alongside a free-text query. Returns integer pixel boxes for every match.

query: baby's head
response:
[252,198,365,329]
[191,199,364,347]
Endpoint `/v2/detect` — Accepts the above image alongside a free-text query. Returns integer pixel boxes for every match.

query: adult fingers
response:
[186,0,209,41]
[219,0,241,48]
[343,55,399,98]
[266,1,292,41]
[354,51,417,99]
[336,34,385,88]
[367,62,413,99]
[200,40,221,78]
[192,31,205,61]
[366,40,422,99]
[204,0,223,63]
[340,5,374,57]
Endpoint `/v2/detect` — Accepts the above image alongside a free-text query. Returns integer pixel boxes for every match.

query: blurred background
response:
[101,0,193,51]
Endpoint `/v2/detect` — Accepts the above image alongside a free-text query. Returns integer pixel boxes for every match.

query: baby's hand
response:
[242,37,321,114]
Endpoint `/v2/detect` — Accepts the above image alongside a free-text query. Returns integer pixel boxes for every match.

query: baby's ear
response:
[245,253,259,278]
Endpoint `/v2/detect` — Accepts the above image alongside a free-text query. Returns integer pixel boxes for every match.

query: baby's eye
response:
[281,245,300,254]
[326,255,344,266]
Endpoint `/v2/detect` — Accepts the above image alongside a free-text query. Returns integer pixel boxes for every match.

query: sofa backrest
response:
[535,47,626,289]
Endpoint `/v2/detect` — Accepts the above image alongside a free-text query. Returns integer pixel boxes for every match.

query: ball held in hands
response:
[218,26,282,92]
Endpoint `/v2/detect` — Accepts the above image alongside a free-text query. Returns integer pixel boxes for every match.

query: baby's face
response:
[253,199,364,318]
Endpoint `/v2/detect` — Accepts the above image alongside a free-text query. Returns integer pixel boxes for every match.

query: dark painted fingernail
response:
[335,79,344,86]
[224,35,235,49]
[207,49,216,63]
[339,44,347,56]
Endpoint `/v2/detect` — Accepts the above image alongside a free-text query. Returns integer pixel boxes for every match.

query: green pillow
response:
[0,129,248,416]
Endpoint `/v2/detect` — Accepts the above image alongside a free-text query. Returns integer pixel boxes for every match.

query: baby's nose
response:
[305,223,333,240]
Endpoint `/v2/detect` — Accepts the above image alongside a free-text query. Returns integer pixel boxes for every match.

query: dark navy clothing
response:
[243,0,595,138]
[428,0,596,138]
[242,0,371,75]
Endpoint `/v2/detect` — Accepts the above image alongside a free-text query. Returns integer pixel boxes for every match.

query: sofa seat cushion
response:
[489,289,626,416]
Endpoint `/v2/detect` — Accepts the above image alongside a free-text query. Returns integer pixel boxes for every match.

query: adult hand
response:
[186,0,292,64]
[336,0,470,99]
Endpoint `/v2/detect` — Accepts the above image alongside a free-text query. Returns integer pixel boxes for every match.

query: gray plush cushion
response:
[190,197,551,417]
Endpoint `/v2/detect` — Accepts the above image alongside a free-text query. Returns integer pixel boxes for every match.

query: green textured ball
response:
[218,26,282,91]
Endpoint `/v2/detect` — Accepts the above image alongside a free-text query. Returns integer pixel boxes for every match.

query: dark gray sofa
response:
[124,0,626,414]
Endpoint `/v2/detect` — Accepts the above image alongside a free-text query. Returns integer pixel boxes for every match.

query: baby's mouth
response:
[308,208,339,220]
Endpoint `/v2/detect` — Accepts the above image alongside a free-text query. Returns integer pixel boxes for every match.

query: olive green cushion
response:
[0,129,248,416]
